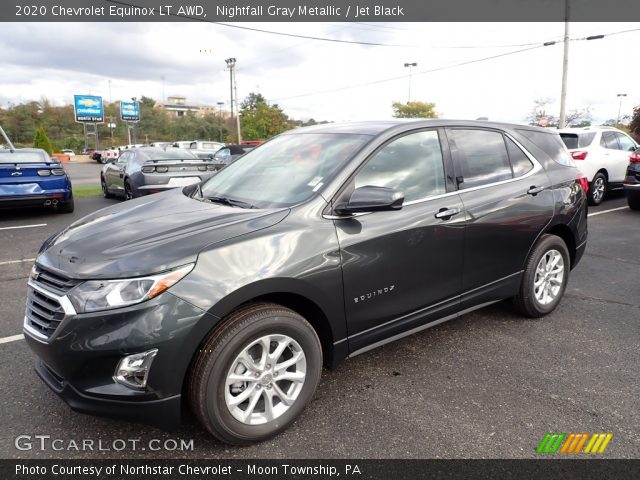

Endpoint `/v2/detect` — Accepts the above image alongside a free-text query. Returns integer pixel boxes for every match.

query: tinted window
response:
[600,132,620,150]
[516,129,574,167]
[506,138,534,177]
[616,133,636,151]
[354,130,446,202]
[0,151,48,163]
[448,129,512,188]
[560,132,596,149]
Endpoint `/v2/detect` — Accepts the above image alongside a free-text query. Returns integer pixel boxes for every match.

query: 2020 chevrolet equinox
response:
[24,120,588,444]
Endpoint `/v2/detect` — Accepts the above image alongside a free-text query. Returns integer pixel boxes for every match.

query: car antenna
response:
[0,125,16,150]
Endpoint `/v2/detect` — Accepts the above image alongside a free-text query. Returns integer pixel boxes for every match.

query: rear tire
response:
[588,172,607,206]
[188,303,322,445]
[56,198,74,214]
[626,192,640,211]
[514,234,570,318]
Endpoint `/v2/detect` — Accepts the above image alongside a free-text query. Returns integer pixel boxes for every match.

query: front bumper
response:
[23,289,219,429]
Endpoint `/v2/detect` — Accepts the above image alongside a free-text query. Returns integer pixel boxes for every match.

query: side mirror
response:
[335,186,404,215]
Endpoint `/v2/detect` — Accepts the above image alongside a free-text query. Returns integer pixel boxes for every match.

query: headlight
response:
[68,264,194,313]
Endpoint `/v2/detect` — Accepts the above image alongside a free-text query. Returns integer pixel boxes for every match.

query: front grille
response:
[33,266,79,294]
[25,287,65,338]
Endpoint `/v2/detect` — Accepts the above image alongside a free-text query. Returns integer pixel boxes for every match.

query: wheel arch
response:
[543,223,577,269]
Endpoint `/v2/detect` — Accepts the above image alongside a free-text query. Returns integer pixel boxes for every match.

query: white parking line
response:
[0,258,36,266]
[0,223,47,231]
[588,206,628,217]
[0,334,24,345]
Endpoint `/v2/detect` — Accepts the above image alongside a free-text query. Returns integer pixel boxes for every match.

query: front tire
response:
[514,234,570,318]
[188,303,322,445]
[588,172,607,206]
[124,180,134,200]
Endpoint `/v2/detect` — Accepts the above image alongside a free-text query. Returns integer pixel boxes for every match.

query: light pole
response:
[225,58,237,143]
[404,62,417,103]
[217,101,224,142]
[616,94,627,126]
[108,79,114,140]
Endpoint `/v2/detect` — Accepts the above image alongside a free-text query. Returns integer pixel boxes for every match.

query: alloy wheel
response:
[224,334,306,425]
[533,249,565,305]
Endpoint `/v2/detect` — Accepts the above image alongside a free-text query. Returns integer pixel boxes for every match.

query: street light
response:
[404,62,417,103]
[616,94,628,126]
[217,101,224,142]
[225,58,240,143]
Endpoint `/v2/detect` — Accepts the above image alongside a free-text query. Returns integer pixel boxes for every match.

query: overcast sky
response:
[1,21,638,124]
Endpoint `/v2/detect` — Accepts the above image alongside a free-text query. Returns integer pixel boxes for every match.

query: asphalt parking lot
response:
[0,186,638,459]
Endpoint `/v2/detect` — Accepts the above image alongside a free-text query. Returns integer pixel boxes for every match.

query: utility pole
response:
[558,0,570,128]
[217,101,224,142]
[225,58,236,142]
[234,67,242,144]
[404,62,417,103]
[616,93,627,126]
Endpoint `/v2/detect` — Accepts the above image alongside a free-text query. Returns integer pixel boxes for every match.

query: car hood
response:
[37,189,290,279]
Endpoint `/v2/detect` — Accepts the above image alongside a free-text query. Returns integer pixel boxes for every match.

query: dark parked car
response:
[0,148,73,212]
[24,120,587,444]
[623,146,640,210]
[211,144,256,166]
[100,147,219,199]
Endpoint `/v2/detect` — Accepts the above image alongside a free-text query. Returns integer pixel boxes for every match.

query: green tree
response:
[33,127,53,154]
[392,101,438,119]
[240,93,291,140]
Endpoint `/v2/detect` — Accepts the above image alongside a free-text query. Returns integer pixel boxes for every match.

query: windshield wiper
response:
[204,195,255,209]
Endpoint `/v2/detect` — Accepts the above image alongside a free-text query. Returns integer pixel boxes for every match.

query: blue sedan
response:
[0,148,74,213]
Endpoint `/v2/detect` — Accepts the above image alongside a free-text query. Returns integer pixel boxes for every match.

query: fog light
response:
[114,349,158,390]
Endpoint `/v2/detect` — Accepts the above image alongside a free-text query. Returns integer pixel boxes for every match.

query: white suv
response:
[559,126,638,205]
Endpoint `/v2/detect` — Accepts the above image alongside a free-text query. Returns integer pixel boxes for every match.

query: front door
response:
[334,129,466,354]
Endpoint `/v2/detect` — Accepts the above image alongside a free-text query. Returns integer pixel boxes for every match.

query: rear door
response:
[106,151,129,193]
[445,128,554,309]
[335,128,466,353]
[599,132,626,182]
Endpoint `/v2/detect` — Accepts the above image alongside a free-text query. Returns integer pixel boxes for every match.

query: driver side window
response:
[354,130,446,202]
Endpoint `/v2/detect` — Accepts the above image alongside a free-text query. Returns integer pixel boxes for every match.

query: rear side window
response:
[616,133,637,152]
[516,129,574,167]
[600,132,620,150]
[505,138,534,177]
[355,130,446,202]
[447,129,512,188]
[559,132,596,149]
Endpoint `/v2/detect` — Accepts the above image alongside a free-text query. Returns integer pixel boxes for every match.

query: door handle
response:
[434,207,461,220]
[527,185,545,196]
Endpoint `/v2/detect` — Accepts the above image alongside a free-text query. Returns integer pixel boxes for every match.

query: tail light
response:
[141,166,155,173]
[37,170,51,176]
[630,152,640,164]
[198,165,207,172]
[571,151,588,160]
[156,166,169,173]
[207,165,218,171]
[576,176,589,193]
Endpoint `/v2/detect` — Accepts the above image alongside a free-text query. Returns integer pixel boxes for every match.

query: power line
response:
[105,0,412,47]
[272,45,547,102]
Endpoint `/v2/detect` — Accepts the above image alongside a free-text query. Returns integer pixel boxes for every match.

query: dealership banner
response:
[4,0,640,22]
[120,101,140,122]
[3,459,640,480]
[73,95,104,123]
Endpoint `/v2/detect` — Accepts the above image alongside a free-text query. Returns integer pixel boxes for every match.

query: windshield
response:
[0,151,51,163]
[199,133,370,208]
